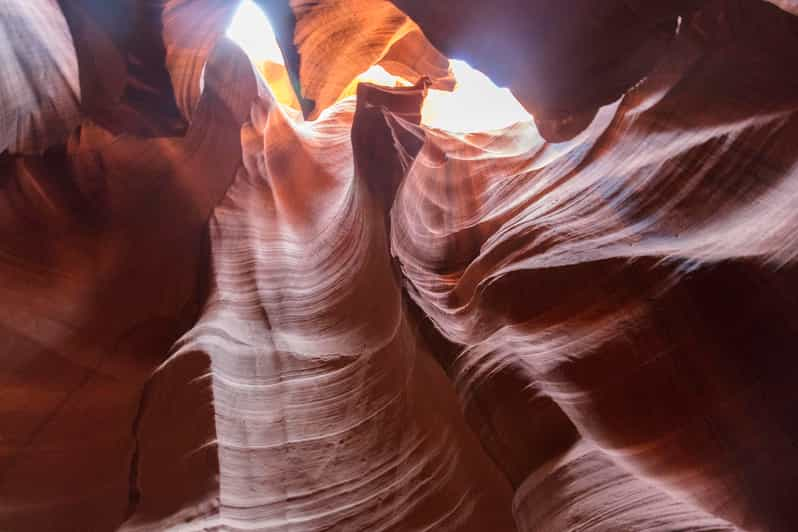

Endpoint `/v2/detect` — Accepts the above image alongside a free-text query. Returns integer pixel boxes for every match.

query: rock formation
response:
[2,1,798,530]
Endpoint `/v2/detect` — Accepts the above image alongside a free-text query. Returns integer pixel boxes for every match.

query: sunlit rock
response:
[2,1,798,531]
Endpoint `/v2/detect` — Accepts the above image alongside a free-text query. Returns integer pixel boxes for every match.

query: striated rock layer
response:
[144,79,515,531]
[391,1,798,530]
[2,0,798,531]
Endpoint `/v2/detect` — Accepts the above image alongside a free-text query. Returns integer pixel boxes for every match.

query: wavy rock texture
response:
[0,35,255,530]
[391,1,798,530]
[389,0,798,141]
[139,80,515,531]
[291,0,449,118]
[2,0,798,531]
[387,0,698,141]
[0,0,80,154]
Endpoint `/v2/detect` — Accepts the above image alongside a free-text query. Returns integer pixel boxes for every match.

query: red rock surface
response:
[2,1,798,530]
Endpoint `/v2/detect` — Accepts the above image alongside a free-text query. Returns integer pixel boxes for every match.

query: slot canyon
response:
[2,0,798,530]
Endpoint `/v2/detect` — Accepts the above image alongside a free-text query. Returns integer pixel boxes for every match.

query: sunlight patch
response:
[422,60,531,132]
[226,0,284,65]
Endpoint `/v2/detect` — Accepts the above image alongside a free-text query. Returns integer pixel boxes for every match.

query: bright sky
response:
[226,0,285,65]
[226,0,532,132]
[422,60,531,132]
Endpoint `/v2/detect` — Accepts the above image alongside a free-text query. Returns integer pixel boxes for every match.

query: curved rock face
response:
[2,0,798,531]
[1,0,80,154]
[0,33,255,530]
[391,1,798,530]
[141,80,515,531]
[389,0,798,141]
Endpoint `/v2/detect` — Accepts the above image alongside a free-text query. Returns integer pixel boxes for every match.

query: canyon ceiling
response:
[2,0,798,530]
